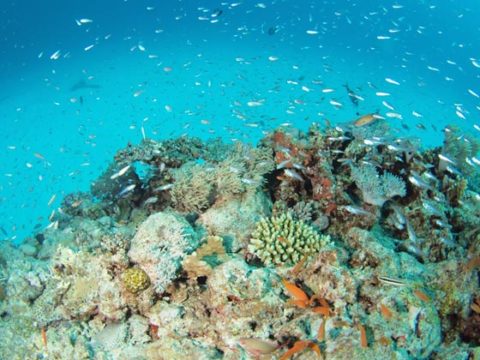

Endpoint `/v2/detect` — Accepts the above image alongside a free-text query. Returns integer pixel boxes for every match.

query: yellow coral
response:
[122,267,150,294]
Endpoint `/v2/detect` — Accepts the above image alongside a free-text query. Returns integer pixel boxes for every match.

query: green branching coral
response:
[121,267,151,294]
[248,213,331,266]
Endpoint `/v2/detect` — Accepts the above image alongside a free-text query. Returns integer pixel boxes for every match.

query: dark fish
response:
[0,226,7,236]
[343,83,359,106]
[267,26,278,35]
[212,9,223,17]
[70,80,101,91]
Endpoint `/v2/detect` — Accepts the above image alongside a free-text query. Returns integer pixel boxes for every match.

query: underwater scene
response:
[1,0,480,359]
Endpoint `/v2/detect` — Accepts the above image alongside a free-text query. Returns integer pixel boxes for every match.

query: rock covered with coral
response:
[128,211,202,293]
[0,121,479,359]
[198,190,272,252]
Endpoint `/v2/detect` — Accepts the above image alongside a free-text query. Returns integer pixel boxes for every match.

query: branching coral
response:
[171,144,274,213]
[170,163,216,212]
[248,213,331,266]
[351,164,406,206]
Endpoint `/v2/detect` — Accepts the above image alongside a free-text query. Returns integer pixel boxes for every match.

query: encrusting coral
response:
[121,267,151,294]
[248,212,331,266]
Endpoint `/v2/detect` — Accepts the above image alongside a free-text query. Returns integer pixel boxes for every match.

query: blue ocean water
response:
[0,0,479,243]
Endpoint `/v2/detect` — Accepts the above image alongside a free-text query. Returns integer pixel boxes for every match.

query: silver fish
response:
[284,169,303,181]
[276,160,291,170]
[378,276,408,287]
[341,205,371,216]
[118,184,136,197]
[110,165,131,180]
[155,183,174,192]
[438,154,456,165]
[445,165,462,176]
[143,196,158,205]
[408,173,433,191]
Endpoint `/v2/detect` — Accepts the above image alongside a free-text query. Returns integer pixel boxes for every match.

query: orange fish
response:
[354,113,378,127]
[312,306,331,316]
[413,289,431,302]
[282,279,309,303]
[358,324,368,348]
[291,256,307,276]
[379,303,393,320]
[379,336,391,346]
[465,256,480,272]
[41,327,47,349]
[317,319,326,341]
[279,340,320,360]
[471,301,480,314]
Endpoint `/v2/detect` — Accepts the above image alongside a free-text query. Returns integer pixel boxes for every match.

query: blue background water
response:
[1,0,479,243]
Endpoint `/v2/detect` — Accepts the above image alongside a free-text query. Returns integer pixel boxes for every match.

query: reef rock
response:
[128,211,201,293]
[198,191,272,252]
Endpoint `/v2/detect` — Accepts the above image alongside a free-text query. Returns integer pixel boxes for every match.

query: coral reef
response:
[0,120,479,359]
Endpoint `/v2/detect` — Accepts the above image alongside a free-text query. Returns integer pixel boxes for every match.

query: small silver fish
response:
[276,160,291,170]
[328,136,351,142]
[406,221,419,243]
[284,169,303,181]
[341,205,371,216]
[434,219,451,229]
[118,184,136,197]
[241,178,258,185]
[143,196,158,205]
[408,173,433,191]
[378,276,407,287]
[422,200,443,217]
[438,154,456,165]
[445,165,462,176]
[292,162,306,170]
[155,183,174,192]
[390,204,406,225]
[111,165,131,180]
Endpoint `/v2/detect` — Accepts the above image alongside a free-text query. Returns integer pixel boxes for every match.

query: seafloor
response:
[0,118,479,359]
